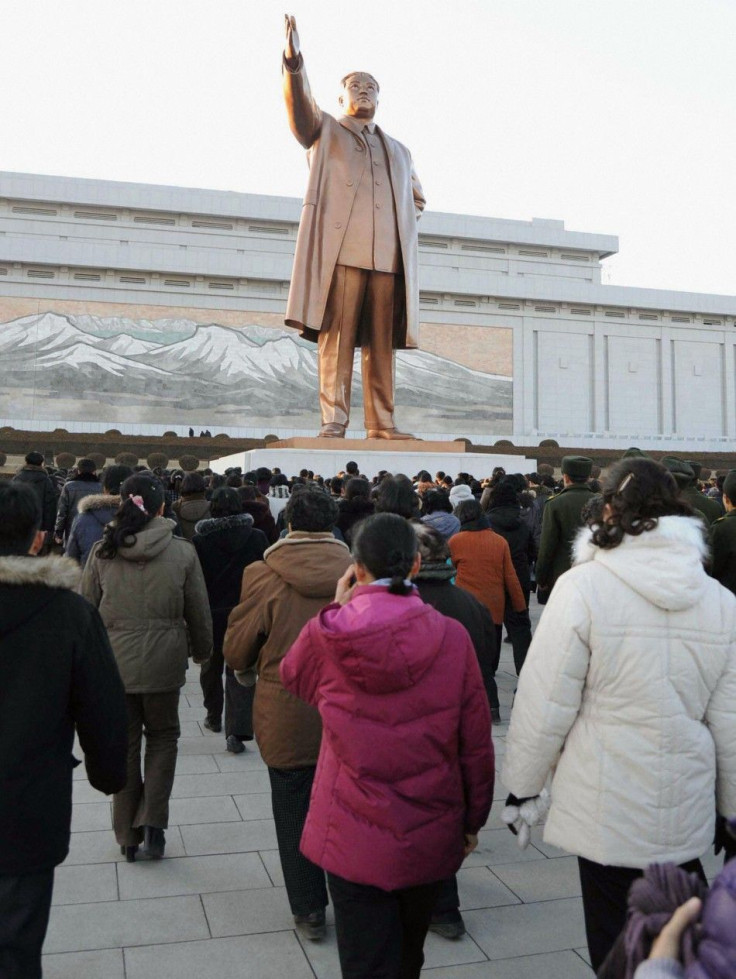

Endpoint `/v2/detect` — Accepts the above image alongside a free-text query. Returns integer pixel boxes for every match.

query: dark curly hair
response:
[97,473,165,559]
[590,458,694,550]
[284,484,338,532]
[352,513,418,596]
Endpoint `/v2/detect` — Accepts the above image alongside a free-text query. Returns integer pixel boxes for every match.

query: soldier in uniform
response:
[661,457,722,526]
[535,456,595,598]
[710,469,736,596]
[684,459,724,523]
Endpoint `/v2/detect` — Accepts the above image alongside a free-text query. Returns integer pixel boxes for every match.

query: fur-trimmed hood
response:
[194,512,253,538]
[77,493,121,514]
[572,514,708,611]
[0,555,81,591]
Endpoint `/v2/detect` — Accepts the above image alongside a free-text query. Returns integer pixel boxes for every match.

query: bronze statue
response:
[282,14,425,439]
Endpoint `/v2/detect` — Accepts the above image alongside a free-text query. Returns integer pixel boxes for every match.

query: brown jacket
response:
[449,527,526,625]
[283,53,425,347]
[223,532,352,768]
[80,517,212,693]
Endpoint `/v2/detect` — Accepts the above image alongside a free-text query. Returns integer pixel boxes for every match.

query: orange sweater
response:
[449,528,526,624]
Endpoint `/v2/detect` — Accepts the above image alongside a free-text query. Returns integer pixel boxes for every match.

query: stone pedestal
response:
[211,442,536,480]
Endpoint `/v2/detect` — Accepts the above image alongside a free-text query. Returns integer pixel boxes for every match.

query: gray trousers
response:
[113,692,180,846]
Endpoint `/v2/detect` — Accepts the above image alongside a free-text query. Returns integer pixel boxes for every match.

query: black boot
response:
[121,844,138,863]
[143,826,166,859]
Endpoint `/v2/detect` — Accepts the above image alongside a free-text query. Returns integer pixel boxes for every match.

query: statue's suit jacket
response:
[283,54,426,348]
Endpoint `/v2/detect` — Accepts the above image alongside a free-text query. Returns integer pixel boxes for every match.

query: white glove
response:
[501,789,550,849]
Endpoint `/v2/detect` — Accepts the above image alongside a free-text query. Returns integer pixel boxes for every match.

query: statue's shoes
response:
[366,428,419,440]
[317,423,346,438]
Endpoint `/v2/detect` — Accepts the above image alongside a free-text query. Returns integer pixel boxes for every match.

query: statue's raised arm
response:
[282,14,322,149]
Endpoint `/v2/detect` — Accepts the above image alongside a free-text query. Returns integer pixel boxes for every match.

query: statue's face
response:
[339,73,379,119]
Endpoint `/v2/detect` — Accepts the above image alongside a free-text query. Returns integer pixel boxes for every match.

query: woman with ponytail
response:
[81,473,212,861]
[281,513,494,979]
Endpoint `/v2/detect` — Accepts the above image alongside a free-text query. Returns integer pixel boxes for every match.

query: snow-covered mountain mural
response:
[0,312,512,434]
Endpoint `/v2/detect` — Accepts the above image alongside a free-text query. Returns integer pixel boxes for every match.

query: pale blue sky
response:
[2,0,734,296]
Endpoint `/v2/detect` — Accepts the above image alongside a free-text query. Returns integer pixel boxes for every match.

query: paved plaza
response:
[43,600,721,978]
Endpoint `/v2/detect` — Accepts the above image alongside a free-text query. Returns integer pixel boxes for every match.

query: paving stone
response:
[118,851,270,899]
[203,885,296,936]
[72,780,110,804]
[168,794,242,825]
[173,753,220,775]
[180,818,278,855]
[461,828,547,868]
[530,838,573,859]
[420,949,593,978]
[463,897,587,960]
[259,849,286,886]
[492,855,582,902]
[215,749,267,772]
[576,946,592,965]
[43,948,125,978]
[421,930,488,968]
[52,863,118,905]
[63,826,185,865]
[179,721,204,738]
[176,736,219,755]
[124,933,314,979]
[457,866,521,910]
[45,895,209,953]
[233,792,275,821]
[171,771,270,798]
[71,802,112,833]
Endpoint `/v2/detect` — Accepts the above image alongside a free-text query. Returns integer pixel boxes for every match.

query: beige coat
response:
[283,54,425,347]
[80,517,212,693]
[223,532,352,768]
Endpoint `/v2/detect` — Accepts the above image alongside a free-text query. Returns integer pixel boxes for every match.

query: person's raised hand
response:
[334,564,357,606]
[284,14,300,62]
[648,897,702,961]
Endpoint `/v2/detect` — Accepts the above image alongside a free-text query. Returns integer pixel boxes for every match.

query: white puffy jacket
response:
[503,515,736,867]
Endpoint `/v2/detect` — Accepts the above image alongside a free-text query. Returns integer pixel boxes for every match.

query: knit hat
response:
[723,470,736,505]
[561,456,593,479]
[660,456,695,488]
[449,483,474,507]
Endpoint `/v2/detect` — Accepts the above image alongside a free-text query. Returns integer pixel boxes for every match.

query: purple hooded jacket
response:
[280,584,494,891]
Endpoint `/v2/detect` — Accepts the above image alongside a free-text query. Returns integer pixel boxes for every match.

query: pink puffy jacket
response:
[280,584,495,891]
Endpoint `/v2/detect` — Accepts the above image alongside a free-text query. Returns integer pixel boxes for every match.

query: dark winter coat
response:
[683,485,723,526]
[414,562,498,707]
[535,483,595,591]
[65,493,120,567]
[192,513,268,650]
[240,499,279,545]
[0,555,127,875]
[13,465,58,533]
[54,472,102,541]
[710,510,736,596]
[486,504,537,594]
[335,496,375,545]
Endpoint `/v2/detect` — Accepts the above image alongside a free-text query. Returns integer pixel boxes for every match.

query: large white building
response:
[0,170,734,451]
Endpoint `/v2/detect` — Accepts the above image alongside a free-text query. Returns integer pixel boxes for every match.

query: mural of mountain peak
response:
[0,310,512,436]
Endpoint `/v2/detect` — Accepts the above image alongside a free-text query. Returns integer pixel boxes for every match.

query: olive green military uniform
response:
[682,486,723,526]
[535,456,595,594]
[710,511,736,596]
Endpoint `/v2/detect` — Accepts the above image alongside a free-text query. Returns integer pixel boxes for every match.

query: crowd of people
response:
[2,445,736,977]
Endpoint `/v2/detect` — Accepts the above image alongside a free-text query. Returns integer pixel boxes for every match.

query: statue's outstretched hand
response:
[284,14,300,62]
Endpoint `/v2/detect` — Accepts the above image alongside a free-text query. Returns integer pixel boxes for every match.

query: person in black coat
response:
[411,520,498,943]
[12,451,58,551]
[0,483,128,978]
[53,459,103,547]
[335,477,375,546]
[236,485,279,544]
[193,487,268,752]
[482,477,535,675]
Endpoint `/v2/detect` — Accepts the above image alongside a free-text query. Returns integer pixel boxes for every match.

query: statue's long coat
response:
[283,55,426,348]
